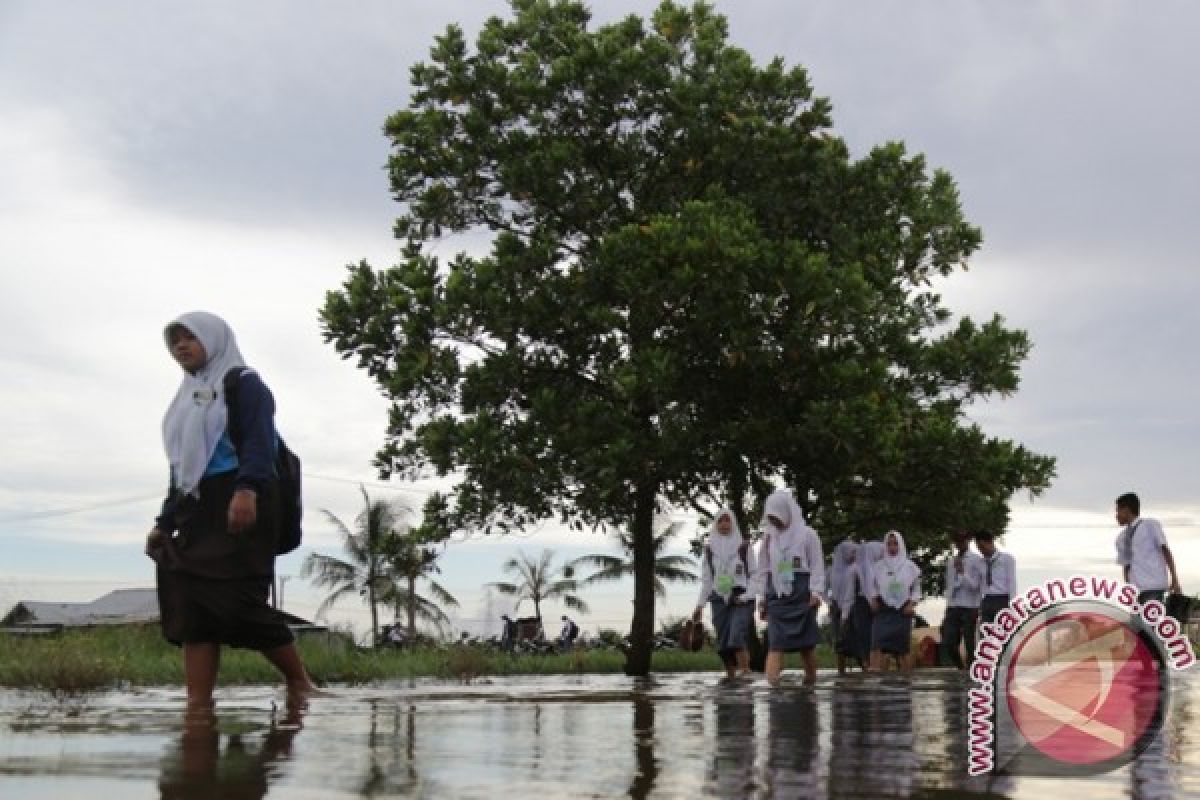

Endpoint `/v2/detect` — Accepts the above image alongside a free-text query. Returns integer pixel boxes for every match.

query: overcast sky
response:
[1,1,1196,639]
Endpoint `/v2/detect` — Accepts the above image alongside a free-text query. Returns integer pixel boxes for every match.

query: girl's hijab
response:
[830,540,859,612]
[874,530,921,607]
[707,508,744,562]
[857,540,885,594]
[161,312,247,496]
[759,489,813,595]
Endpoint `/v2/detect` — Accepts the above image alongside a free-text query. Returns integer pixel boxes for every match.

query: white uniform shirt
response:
[1115,517,1169,591]
[945,550,983,609]
[979,551,1016,597]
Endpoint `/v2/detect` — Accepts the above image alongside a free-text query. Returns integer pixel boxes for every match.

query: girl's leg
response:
[736,648,749,675]
[183,642,221,708]
[261,642,319,695]
[800,648,818,685]
[765,651,784,686]
[836,653,847,675]
[869,650,883,672]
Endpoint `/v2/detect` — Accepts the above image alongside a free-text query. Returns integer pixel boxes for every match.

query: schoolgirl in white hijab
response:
[694,508,757,680]
[868,530,921,671]
[870,530,921,610]
[829,541,859,622]
[695,508,754,606]
[161,311,247,497]
[756,489,826,686]
[757,490,826,600]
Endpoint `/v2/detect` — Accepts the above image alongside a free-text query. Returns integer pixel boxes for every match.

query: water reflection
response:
[765,689,820,797]
[628,693,658,799]
[358,701,418,797]
[707,691,756,797]
[2,671,1198,799]
[157,701,302,800]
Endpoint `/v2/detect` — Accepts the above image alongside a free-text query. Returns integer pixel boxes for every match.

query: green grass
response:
[0,625,840,690]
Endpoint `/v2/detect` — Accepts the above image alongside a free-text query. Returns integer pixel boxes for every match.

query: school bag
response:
[222,367,304,554]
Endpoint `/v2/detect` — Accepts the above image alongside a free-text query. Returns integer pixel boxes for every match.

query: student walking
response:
[868,530,921,672]
[1114,492,1183,605]
[828,540,862,674]
[757,490,825,687]
[693,508,757,680]
[974,531,1016,626]
[940,530,982,670]
[145,312,317,710]
[850,540,883,668]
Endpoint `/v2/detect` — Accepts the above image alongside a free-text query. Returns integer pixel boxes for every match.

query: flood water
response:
[1,670,1196,799]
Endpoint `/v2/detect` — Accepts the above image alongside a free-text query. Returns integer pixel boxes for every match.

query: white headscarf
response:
[161,312,247,496]
[872,530,921,609]
[830,540,859,618]
[706,508,744,563]
[758,489,824,596]
[700,508,748,604]
[857,540,884,597]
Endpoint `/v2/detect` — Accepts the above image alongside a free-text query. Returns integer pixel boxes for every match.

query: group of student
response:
[692,490,963,684]
[695,488,1185,683]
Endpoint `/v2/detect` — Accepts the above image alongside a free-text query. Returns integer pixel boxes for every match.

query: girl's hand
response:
[809,593,822,609]
[692,607,703,623]
[902,602,915,617]
[869,598,881,613]
[228,488,258,534]
[758,603,767,622]
[145,528,164,557]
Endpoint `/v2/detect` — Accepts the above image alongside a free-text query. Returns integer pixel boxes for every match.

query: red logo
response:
[1004,611,1162,766]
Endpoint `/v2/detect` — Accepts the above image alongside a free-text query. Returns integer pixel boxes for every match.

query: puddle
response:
[1,670,1196,798]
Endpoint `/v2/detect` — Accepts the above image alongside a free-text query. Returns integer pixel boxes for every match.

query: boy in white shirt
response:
[974,530,1016,625]
[1114,492,1182,605]
[940,529,983,669]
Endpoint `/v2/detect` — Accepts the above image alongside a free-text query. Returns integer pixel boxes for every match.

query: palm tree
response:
[300,487,405,642]
[382,531,459,639]
[491,549,589,630]
[569,522,698,598]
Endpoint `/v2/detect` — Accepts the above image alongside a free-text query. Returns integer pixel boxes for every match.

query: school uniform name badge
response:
[967,574,1195,777]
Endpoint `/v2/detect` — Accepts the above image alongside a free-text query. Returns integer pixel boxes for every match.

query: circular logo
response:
[1004,610,1164,768]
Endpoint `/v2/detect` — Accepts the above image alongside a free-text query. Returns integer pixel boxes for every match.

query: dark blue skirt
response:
[850,595,874,661]
[870,605,912,655]
[766,572,820,652]
[710,592,752,656]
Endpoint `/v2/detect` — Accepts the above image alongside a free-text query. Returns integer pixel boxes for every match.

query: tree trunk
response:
[367,569,379,648]
[625,479,658,676]
[406,575,417,639]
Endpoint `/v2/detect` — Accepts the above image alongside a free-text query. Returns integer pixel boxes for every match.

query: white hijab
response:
[857,540,884,596]
[759,489,816,596]
[706,508,744,563]
[161,312,247,496]
[830,540,859,616]
[872,530,920,609]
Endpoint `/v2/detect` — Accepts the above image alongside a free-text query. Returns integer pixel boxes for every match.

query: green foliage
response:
[570,521,697,598]
[490,548,588,621]
[302,487,456,642]
[321,0,1055,670]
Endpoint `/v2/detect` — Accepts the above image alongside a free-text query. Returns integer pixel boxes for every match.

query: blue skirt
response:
[766,572,820,652]
[710,592,752,665]
[871,605,912,655]
[849,595,874,662]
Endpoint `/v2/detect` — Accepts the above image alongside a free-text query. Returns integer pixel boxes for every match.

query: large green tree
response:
[321,0,1054,674]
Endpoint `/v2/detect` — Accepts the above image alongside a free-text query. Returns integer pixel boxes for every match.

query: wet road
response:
[0,670,1196,798]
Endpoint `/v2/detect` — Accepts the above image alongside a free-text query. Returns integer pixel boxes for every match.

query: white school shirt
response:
[979,551,1016,597]
[945,550,983,609]
[1115,517,1169,591]
[696,539,756,605]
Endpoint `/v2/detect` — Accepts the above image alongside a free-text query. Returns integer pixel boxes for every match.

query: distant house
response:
[2,588,160,629]
[2,588,319,633]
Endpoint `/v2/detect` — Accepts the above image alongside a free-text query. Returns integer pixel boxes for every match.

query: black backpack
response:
[223,367,303,554]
